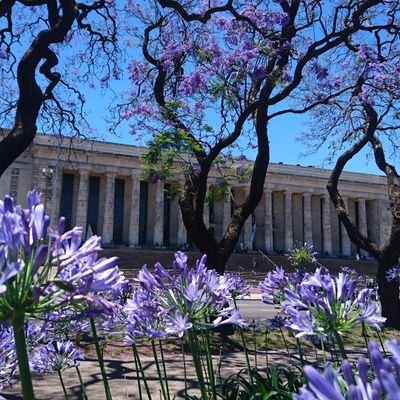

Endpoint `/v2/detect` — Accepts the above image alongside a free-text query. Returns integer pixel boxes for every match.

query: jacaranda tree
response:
[297,7,400,327]
[119,0,391,273]
[0,0,120,177]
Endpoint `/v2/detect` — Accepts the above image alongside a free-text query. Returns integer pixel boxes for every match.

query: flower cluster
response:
[286,242,318,270]
[259,267,308,305]
[0,327,17,392]
[295,340,400,399]
[124,252,246,342]
[259,267,291,305]
[282,267,385,338]
[0,191,126,322]
[386,266,400,282]
[32,341,84,374]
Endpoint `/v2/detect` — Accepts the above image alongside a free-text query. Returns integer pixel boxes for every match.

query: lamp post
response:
[42,167,54,212]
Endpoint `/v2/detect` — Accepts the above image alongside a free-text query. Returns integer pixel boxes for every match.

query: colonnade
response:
[49,169,384,257]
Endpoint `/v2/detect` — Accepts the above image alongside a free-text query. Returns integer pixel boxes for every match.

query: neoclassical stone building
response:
[0,134,390,256]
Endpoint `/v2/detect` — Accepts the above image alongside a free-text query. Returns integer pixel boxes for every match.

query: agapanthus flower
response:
[124,252,246,342]
[282,267,385,338]
[267,315,286,331]
[286,242,317,270]
[0,191,126,323]
[42,309,89,341]
[0,326,17,391]
[295,340,400,399]
[259,267,291,304]
[340,267,363,282]
[386,266,400,282]
[219,273,251,299]
[32,340,84,374]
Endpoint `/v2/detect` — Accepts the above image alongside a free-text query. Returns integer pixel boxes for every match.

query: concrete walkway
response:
[3,350,290,399]
[3,344,369,399]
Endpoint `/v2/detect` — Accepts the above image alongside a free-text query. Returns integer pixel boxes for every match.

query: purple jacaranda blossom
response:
[32,340,84,373]
[282,268,386,338]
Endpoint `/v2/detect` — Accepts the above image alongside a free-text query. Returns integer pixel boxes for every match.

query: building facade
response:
[0,134,391,256]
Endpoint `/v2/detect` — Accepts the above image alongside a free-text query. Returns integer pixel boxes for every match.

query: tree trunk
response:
[377,258,400,329]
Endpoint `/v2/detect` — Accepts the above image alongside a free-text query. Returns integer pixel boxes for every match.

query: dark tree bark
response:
[327,105,400,328]
[0,0,78,176]
[0,0,116,177]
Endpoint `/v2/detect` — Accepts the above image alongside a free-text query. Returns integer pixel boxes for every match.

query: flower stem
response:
[264,329,269,369]
[188,329,208,399]
[233,298,253,384]
[89,317,112,400]
[159,340,170,398]
[57,370,69,399]
[279,327,291,360]
[151,339,169,400]
[181,339,188,398]
[375,329,388,357]
[296,338,305,367]
[333,331,347,360]
[12,311,35,400]
[132,344,152,400]
[75,365,88,400]
[203,330,216,400]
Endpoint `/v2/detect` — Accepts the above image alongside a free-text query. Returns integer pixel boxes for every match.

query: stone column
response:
[264,190,274,252]
[358,198,368,256]
[284,191,293,250]
[128,172,140,247]
[75,169,90,234]
[177,207,187,246]
[176,181,186,246]
[203,201,209,228]
[102,172,116,244]
[303,193,313,245]
[341,197,351,256]
[223,192,231,234]
[241,187,252,251]
[153,180,164,246]
[50,164,62,226]
[322,195,333,255]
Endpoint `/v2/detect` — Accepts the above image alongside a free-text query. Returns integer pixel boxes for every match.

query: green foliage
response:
[205,181,229,204]
[142,129,202,182]
[286,242,317,271]
[220,367,305,400]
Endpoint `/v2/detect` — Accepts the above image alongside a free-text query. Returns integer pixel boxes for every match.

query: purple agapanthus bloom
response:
[386,266,400,282]
[295,340,400,400]
[0,191,126,324]
[259,267,290,305]
[219,273,251,299]
[282,268,385,338]
[0,326,17,392]
[124,252,246,341]
[32,340,84,374]
[267,315,286,331]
